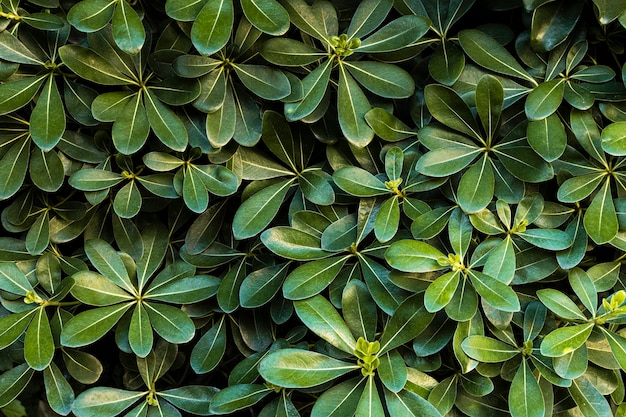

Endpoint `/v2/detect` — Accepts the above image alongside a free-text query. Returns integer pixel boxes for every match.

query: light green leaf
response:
[113,181,142,219]
[233,63,291,101]
[299,170,335,205]
[71,271,134,306]
[424,271,460,313]
[0,262,34,296]
[84,239,135,294]
[416,146,480,177]
[540,323,594,357]
[377,350,408,393]
[375,196,400,243]
[568,268,597,316]
[136,224,169,292]
[0,364,35,409]
[183,167,208,213]
[0,75,47,116]
[67,0,116,32]
[191,0,234,55]
[356,375,385,417]
[355,15,430,53]
[385,239,446,273]
[112,93,149,155]
[0,309,37,349]
[568,375,613,417]
[461,336,518,362]
[476,74,503,141]
[537,288,587,320]
[601,122,626,156]
[259,349,358,388]
[333,166,388,197]
[72,387,144,417]
[144,302,195,344]
[261,226,326,260]
[206,86,236,147]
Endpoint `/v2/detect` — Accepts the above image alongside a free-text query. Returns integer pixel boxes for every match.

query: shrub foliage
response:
[2,0,626,416]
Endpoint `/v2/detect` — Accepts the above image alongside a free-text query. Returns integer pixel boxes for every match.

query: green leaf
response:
[345,61,414,99]
[111,0,145,54]
[159,386,218,416]
[23,307,53,371]
[384,388,442,417]
[111,93,149,155]
[25,212,49,255]
[206,87,236,147]
[240,262,290,308]
[113,181,142,219]
[517,228,572,250]
[458,29,536,85]
[0,364,35,409]
[364,107,415,141]
[476,74,504,141]
[584,179,618,244]
[0,31,43,65]
[84,239,136,294]
[553,345,587,379]
[458,154,495,213]
[261,38,325,66]
[592,0,626,24]
[378,350,408,392]
[294,294,357,353]
[557,173,604,203]
[0,137,29,200]
[67,0,116,32]
[347,0,392,39]
[209,384,271,415]
[144,302,195,344]
[530,0,584,53]
[232,85,262,146]
[62,349,103,385]
[483,237,515,284]
[525,79,565,120]
[71,271,133,306]
[424,271,460,313]
[309,377,364,417]
[183,167,208,213]
[599,328,626,373]
[283,256,349,300]
[72,387,144,417]
[385,239,446,273]
[461,336,518,362]
[129,303,153,358]
[299,170,335,205]
[285,59,332,122]
[59,45,135,85]
[0,262,34,295]
[144,262,218,304]
[259,349,358,388]
[165,0,208,20]
[136,224,169,292]
[342,279,377,342]
[61,303,133,347]
[537,288,587,320]
[468,270,520,312]
[416,146,480,177]
[356,375,385,417]
[241,0,289,35]
[191,0,234,55]
[429,40,465,86]
[374,196,400,242]
[322,214,357,251]
[425,84,482,140]
[379,294,434,354]
[279,0,337,42]
[333,166,388,197]
[144,89,188,152]
[509,359,544,417]
[29,149,64,193]
[261,227,326,260]
[540,323,594,357]
[601,122,626,156]
[568,376,613,417]
[355,15,430,53]
[190,316,227,374]
[233,64,290,101]
[527,113,566,161]
[0,309,37,349]
[360,255,410,315]
[0,75,47,116]
[568,268,597,316]
[337,64,373,147]
[43,362,75,416]
[232,178,295,239]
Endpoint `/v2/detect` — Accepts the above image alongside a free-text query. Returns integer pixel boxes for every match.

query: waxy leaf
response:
[241,0,289,35]
[259,349,358,388]
[72,388,144,417]
[509,359,544,417]
[540,323,594,357]
[191,0,234,55]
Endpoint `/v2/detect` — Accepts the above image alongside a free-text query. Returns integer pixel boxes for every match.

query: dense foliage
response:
[3,0,626,416]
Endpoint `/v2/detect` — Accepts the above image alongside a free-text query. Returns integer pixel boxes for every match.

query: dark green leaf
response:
[191,0,234,55]
[23,308,54,370]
